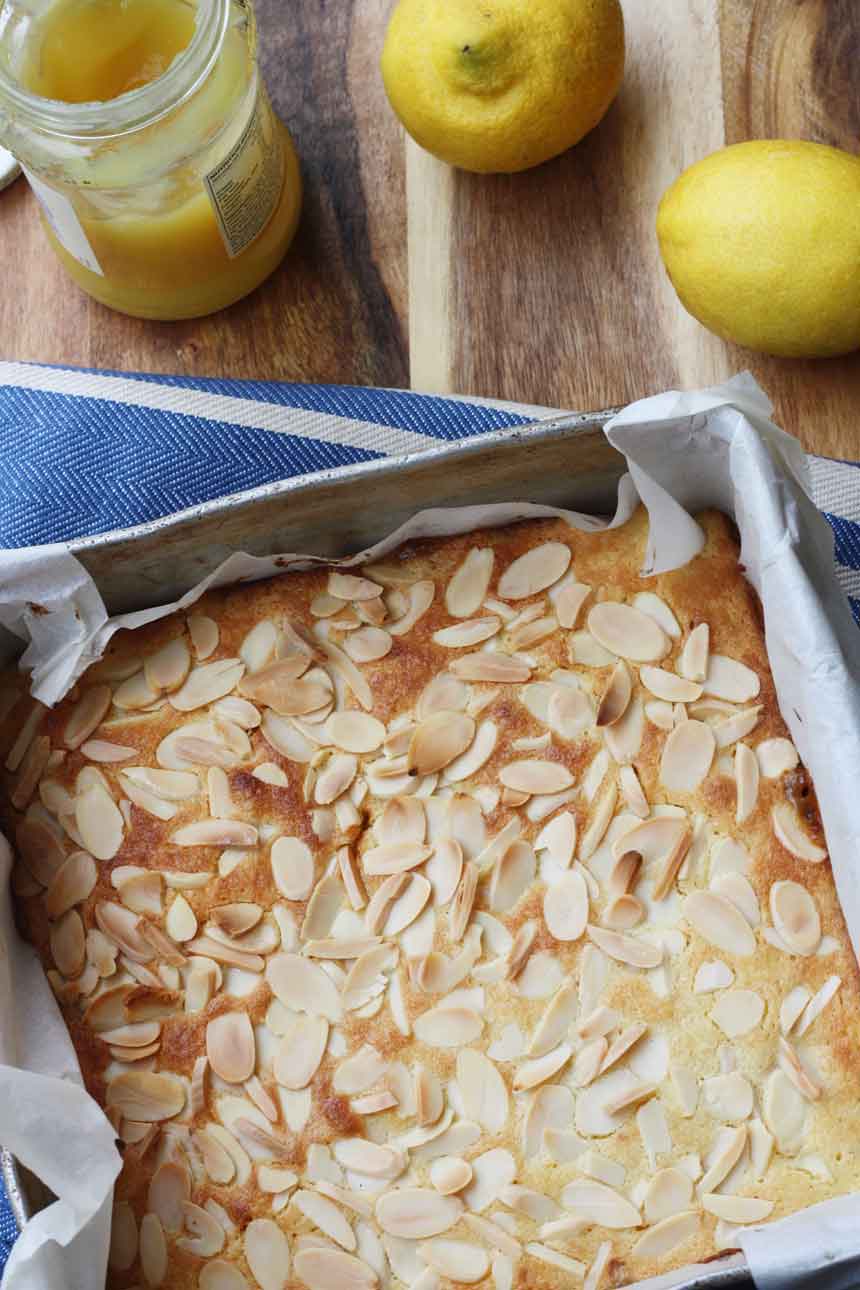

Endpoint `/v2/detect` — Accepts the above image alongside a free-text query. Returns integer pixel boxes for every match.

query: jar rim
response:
[0,0,229,139]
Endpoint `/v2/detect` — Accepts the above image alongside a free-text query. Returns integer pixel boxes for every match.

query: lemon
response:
[381,0,625,174]
[657,140,860,358]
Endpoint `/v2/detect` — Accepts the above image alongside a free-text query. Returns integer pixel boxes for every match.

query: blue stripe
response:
[822,511,860,570]
[33,364,532,437]
[0,387,381,547]
[850,597,860,627]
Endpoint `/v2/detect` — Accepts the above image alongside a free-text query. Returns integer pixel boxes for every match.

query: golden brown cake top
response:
[2,507,859,1290]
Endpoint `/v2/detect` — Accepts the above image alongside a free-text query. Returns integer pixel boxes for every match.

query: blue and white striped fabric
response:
[0,359,858,1274]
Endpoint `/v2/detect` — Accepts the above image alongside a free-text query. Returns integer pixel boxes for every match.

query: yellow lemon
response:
[381,0,625,174]
[657,140,860,358]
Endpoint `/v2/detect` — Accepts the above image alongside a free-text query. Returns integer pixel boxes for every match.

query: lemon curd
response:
[0,0,302,319]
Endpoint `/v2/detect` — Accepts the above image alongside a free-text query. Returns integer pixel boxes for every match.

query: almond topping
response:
[771,802,827,863]
[586,925,663,969]
[543,870,589,942]
[660,719,715,793]
[206,1012,255,1084]
[414,1005,483,1048]
[408,712,476,776]
[274,1016,329,1090]
[683,891,756,956]
[770,880,821,956]
[430,1157,473,1195]
[376,1188,463,1239]
[292,1248,378,1290]
[597,661,632,727]
[456,1049,509,1132]
[449,653,532,683]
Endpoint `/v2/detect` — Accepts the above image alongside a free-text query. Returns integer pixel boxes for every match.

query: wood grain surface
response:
[0,0,859,459]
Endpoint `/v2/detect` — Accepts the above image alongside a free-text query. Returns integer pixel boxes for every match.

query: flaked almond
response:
[702,1194,774,1223]
[45,850,97,919]
[449,861,479,942]
[50,909,85,978]
[757,737,799,779]
[497,542,571,601]
[514,1043,572,1090]
[529,981,578,1057]
[431,1156,473,1195]
[643,1168,694,1224]
[683,891,756,957]
[64,685,112,750]
[660,719,715,794]
[171,819,257,848]
[778,1036,821,1101]
[419,1239,489,1284]
[456,1049,509,1132]
[271,836,315,901]
[387,580,435,637]
[597,661,632,727]
[586,925,663,969]
[409,712,476,776]
[499,760,573,795]
[490,840,536,913]
[770,880,821,956]
[560,1178,641,1228]
[292,1248,378,1290]
[76,781,124,861]
[16,818,65,887]
[772,803,827,863]
[266,952,342,1022]
[328,571,383,602]
[376,1187,463,1239]
[362,841,432,876]
[579,781,618,860]
[633,1211,700,1260]
[588,603,670,663]
[274,1015,328,1090]
[735,742,759,825]
[414,1004,483,1048]
[242,1217,290,1288]
[703,654,760,703]
[543,870,589,942]
[206,1012,255,1084]
[343,627,392,664]
[433,617,501,649]
[325,711,385,754]
[106,1070,184,1122]
[550,576,591,629]
[109,1201,138,1271]
[295,1188,356,1251]
[449,653,531,683]
[678,623,709,683]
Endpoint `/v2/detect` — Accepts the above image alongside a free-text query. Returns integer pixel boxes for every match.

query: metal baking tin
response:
[1,408,755,1289]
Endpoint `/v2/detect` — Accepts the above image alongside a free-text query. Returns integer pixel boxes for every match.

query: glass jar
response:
[0,0,302,320]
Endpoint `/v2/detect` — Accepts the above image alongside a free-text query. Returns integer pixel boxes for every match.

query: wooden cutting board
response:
[1,0,859,459]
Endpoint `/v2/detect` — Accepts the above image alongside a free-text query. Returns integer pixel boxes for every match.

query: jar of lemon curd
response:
[0,0,302,319]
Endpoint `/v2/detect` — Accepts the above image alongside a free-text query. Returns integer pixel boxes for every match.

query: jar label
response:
[204,87,285,260]
[22,169,103,276]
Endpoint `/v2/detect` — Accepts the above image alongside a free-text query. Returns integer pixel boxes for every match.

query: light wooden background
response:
[1,0,859,459]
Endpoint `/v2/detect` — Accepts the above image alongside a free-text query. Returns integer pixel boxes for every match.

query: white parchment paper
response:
[1,373,858,1289]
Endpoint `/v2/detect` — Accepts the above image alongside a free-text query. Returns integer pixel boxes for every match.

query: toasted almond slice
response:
[266,952,342,1022]
[343,627,393,664]
[560,1178,641,1228]
[640,666,701,704]
[75,780,124,861]
[643,1168,694,1224]
[699,1124,748,1194]
[419,1239,489,1284]
[44,850,97,919]
[274,1016,328,1090]
[443,718,499,783]
[713,707,761,749]
[596,661,632,727]
[385,580,435,638]
[113,671,160,711]
[109,1201,138,1271]
[171,819,257,848]
[608,850,642,901]
[678,623,709,683]
[496,542,571,601]
[430,1157,473,1195]
[702,653,760,702]
[456,1049,509,1132]
[376,1188,462,1239]
[659,719,715,793]
[448,861,479,942]
[683,891,756,956]
[240,1217,290,1288]
[325,711,385,754]
[602,893,644,931]
[489,840,536,913]
[293,1248,378,1290]
[413,1062,444,1127]
[735,742,759,825]
[796,975,841,1037]
[295,1188,356,1251]
[770,880,821,956]
[514,1043,572,1090]
[445,548,496,619]
[64,685,112,751]
[599,1022,647,1077]
[211,902,261,938]
[499,760,573,795]
[535,811,577,870]
[449,653,531,683]
[270,836,315,901]
[383,873,432,936]
[106,1070,184,1122]
[757,737,799,778]
[579,782,618,861]
[433,618,501,649]
[529,981,578,1057]
[314,752,358,805]
[588,603,670,663]
[778,1035,822,1101]
[548,575,590,629]
[206,1012,255,1084]
[631,592,680,639]
[325,572,382,603]
[185,935,264,973]
[414,1005,482,1048]
[424,838,463,909]
[602,1081,657,1116]
[543,870,589,943]
[408,713,476,776]
[376,797,425,853]
[586,925,663,969]
[50,909,85,978]
[702,1194,774,1223]
[633,1211,700,1260]
[772,802,827,863]
[362,842,432,876]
